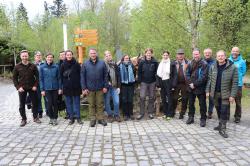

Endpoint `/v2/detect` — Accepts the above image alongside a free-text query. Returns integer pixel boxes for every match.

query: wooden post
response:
[78,46,83,64]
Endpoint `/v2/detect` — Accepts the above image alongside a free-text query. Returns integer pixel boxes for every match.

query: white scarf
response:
[157,58,171,80]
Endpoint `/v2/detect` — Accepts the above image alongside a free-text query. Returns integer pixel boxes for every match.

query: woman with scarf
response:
[156,51,177,120]
[119,55,136,121]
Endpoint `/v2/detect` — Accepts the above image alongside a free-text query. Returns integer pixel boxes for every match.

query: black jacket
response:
[186,59,208,94]
[13,62,39,90]
[156,61,177,90]
[138,57,158,84]
[60,58,82,96]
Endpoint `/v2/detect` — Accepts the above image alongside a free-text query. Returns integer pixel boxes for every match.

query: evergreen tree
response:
[49,0,67,18]
[16,3,28,23]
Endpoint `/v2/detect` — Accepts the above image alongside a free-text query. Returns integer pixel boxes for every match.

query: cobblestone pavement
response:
[1,81,250,166]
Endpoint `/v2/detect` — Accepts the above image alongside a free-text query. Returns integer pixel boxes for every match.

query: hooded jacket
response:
[228,54,247,87]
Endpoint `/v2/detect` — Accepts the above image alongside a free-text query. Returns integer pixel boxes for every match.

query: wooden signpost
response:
[74,28,98,64]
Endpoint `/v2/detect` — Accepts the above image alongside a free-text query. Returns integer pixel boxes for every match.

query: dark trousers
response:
[234,86,242,119]
[208,96,215,113]
[18,90,38,120]
[45,90,58,119]
[188,92,207,120]
[160,79,174,117]
[121,84,134,117]
[173,83,188,114]
[214,93,229,121]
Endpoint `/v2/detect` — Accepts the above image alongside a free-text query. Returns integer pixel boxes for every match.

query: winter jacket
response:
[13,62,39,90]
[175,59,190,84]
[81,58,108,91]
[156,60,177,89]
[228,54,247,87]
[205,58,215,69]
[39,62,61,91]
[186,59,208,94]
[105,60,121,88]
[206,60,238,100]
[138,57,158,84]
[60,58,82,96]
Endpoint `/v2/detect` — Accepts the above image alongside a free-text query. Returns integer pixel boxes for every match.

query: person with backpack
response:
[186,49,208,127]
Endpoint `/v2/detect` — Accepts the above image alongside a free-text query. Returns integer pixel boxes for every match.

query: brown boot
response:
[33,118,41,124]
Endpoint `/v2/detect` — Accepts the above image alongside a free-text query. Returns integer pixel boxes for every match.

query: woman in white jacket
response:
[156,51,177,120]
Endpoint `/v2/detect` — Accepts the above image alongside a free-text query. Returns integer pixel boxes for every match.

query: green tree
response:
[16,3,29,23]
[49,0,67,18]
[202,0,249,50]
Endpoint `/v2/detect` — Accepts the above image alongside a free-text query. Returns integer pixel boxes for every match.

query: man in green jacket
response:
[206,50,238,138]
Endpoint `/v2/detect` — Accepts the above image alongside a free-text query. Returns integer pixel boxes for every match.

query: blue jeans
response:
[65,95,81,119]
[104,86,120,116]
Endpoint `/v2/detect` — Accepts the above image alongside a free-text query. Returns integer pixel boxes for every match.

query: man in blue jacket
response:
[81,48,109,127]
[229,47,247,123]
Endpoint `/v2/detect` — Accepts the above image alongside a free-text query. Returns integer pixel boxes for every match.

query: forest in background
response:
[0,0,250,65]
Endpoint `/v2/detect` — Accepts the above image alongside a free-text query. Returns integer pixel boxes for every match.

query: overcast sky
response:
[0,0,141,21]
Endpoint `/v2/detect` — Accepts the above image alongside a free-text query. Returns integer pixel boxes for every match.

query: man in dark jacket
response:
[13,50,42,127]
[186,49,208,127]
[81,48,109,127]
[204,48,216,119]
[206,50,238,138]
[137,48,158,120]
[172,49,190,119]
[104,50,121,122]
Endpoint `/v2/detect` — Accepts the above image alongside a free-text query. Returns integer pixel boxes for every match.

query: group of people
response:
[13,46,247,138]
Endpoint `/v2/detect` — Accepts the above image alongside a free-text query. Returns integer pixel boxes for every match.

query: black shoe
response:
[33,118,41,124]
[27,104,32,109]
[69,119,75,125]
[39,113,43,119]
[179,114,184,119]
[214,123,222,131]
[98,119,107,126]
[107,115,114,123]
[219,130,228,138]
[234,118,240,123]
[200,119,206,127]
[148,114,154,119]
[130,115,135,120]
[186,117,194,124]
[207,112,212,119]
[124,116,129,121]
[20,120,27,127]
[53,119,58,126]
[90,120,96,127]
[114,116,121,122]
[77,119,83,124]
[136,114,144,120]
